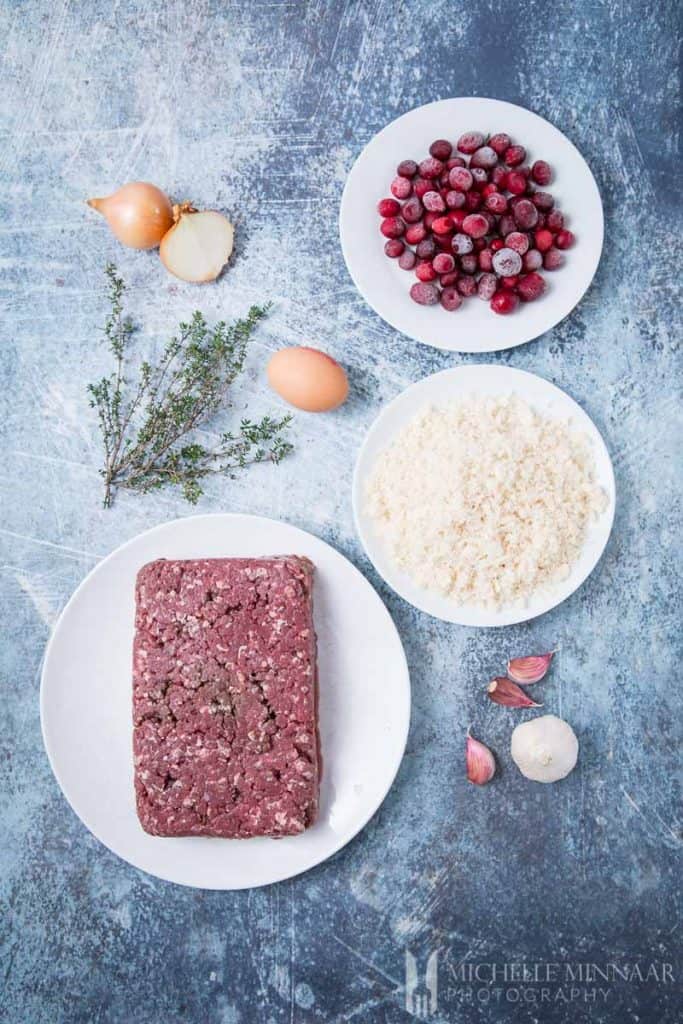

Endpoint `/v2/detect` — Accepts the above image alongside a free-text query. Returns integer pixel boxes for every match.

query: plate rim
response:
[352,365,616,626]
[40,512,411,890]
[339,95,604,354]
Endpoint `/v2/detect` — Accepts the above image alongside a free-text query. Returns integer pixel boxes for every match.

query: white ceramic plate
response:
[353,366,615,626]
[40,514,410,890]
[340,97,603,353]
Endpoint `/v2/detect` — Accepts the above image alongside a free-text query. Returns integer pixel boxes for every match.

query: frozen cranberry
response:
[435,232,454,251]
[450,209,466,230]
[416,237,436,259]
[492,247,522,276]
[445,189,466,209]
[470,146,498,170]
[414,178,433,199]
[457,275,477,297]
[481,182,499,197]
[513,198,538,229]
[432,252,455,274]
[485,192,508,215]
[440,286,462,311]
[464,191,482,211]
[491,165,508,188]
[523,248,543,271]
[504,145,526,166]
[410,282,440,305]
[419,156,444,179]
[462,213,489,239]
[490,238,505,252]
[536,212,547,228]
[517,272,546,301]
[398,249,417,270]
[470,167,489,188]
[546,209,565,232]
[438,171,451,190]
[506,170,528,195]
[415,260,438,282]
[401,197,423,223]
[391,176,412,199]
[505,231,530,255]
[531,160,552,186]
[489,133,511,156]
[502,275,519,289]
[449,166,473,191]
[544,247,564,270]
[423,190,446,213]
[499,214,516,237]
[405,223,427,245]
[429,139,453,160]
[384,239,404,257]
[452,232,474,255]
[473,236,487,251]
[477,272,497,300]
[555,229,575,249]
[377,197,401,217]
[457,131,485,154]
[440,269,459,286]
[380,216,405,238]
[424,211,439,230]
[447,156,466,169]
[460,253,478,274]
[397,159,418,178]
[432,215,453,235]
[531,191,554,211]
[478,247,494,271]
[516,164,531,178]
[491,290,519,315]
[534,228,554,253]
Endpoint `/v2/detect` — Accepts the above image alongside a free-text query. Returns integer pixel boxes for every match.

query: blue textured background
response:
[1,1,681,1021]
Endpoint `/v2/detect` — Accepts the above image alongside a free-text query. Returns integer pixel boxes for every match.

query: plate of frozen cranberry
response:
[340,97,603,353]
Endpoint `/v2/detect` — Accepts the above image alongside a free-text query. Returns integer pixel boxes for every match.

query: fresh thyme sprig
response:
[88,264,293,507]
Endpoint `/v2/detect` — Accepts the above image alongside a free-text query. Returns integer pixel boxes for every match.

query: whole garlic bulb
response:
[510,714,578,783]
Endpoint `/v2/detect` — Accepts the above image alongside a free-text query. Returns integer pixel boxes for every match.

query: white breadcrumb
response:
[365,394,608,609]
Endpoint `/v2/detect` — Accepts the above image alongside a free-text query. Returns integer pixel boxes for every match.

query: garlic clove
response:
[487,676,542,708]
[159,205,234,283]
[466,730,496,785]
[510,714,578,782]
[87,182,173,249]
[507,652,554,685]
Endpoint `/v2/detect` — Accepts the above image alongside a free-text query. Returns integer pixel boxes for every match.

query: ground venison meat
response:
[132,556,319,838]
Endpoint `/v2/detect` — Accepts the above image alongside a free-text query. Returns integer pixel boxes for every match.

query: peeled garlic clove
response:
[507,652,554,685]
[87,182,173,249]
[159,204,234,283]
[487,676,542,708]
[466,731,495,785]
[511,714,578,783]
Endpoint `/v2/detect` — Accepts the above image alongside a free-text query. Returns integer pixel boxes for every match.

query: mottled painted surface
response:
[0,1,681,1022]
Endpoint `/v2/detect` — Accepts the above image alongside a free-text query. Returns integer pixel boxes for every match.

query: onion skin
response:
[87,182,173,250]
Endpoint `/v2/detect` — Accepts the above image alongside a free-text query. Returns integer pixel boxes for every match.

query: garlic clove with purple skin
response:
[507,652,555,685]
[466,731,496,785]
[487,676,542,708]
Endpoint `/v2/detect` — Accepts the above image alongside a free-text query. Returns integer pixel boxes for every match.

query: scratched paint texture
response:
[0,1,681,1021]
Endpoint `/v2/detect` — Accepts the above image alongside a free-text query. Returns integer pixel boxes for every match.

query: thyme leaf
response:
[88,264,293,507]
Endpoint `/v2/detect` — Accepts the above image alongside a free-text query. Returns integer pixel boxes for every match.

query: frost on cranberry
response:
[378,197,400,217]
[460,253,478,274]
[440,286,462,311]
[457,275,477,297]
[414,178,432,199]
[531,160,552,186]
[462,213,488,239]
[432,252,455,274]
[513,198,539,229]
[470,146,498,169]
[446,189,466,209]
[506,170,527,195]
[547,209,565,232]
[477,272,497,300]
[410,281,440,305]
[489,132,511,156]
[448,166,473,191]
[491,165,508,188]
[523,248,543,271]
[432,215,454,235]
[384,239,404,257]
[398,249,417,270]
[485,192,508,215]
[429,139,453,160]
[391,176,412,199]
[470,167,489,188]
[478,247,494,271]
[440,270,459,287]
[534,228,554,253]
[423,190,446,212]
[504,145,526,166]
[492,247,522,277]
[452,232,474,255]
[405,223,427,245]
[555,229,575,249]
[380,216,405,238]
[532,191,554,211]
[518,272,546,301]
[415,260,438,282]
[457,130,485,154]
[416,237,436,259]
[490,290,519,315]
[397,159,418,178]
[544,247,565,270]
[401,197,423,223]
[505,231,530,255]
[465,191,482,211]
[418,156,444,179]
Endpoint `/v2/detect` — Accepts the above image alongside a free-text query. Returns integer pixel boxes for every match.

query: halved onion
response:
[159,205,234,283]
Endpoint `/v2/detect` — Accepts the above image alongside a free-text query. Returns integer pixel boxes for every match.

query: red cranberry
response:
[502,275,520,289]
[440,269,459,286]
[534,228,554,253]
[384,239,404,258]
[504,145,526,166]
[499,214,516,237]
[391,176,412,199]
[414,178,433,199]
[464,190,482,211]
[424,211,439,230]
[377,197,401,217]
[478,247,494,271]
[544,247,564,270]
[410,282,440,305]
[440,286,462,311]
[462,213,489,239]
[435,232,454,251]
[449,166,473,191]
[457,275,477,297]
[531,191,554,211]
[397,159,418,178]
[470,167,489,188]
[470,146,498,170]
[513,198,538,229]
[415,260,438,282]
[398,249,417,270]
[447,156,466,169]
[429,139,453,160]
[546,209,565,231]
[418,156,444,179]
[416,237,436,259]
[505,231,530,255]
[423,190,446,212]
[531,160,552,186]
[481,182,499,197]
[516,164,531,178]
[517,272,546,301]
[401,197,423,223]
[457,131,485,154]
[506,170,528,195]
[473,236,487,251]
[460,253,478,274]
[485,192,508,215]
[491,165,508,188]
[438,171,451,190]
[477,272,497,300]
[492,247,522,276]
[450,209,466,230]
[432,252,455,274]
[489,133,511,156]
[490,238,505,252]
[445,189,466,209]
[405,223,427,245]
[536,212,547,228]
[555,229,575,249]
[380,216,405,238]
[452,232,474,255]
[523,248,543,271]
[432,215,454,234]
[490,290,519,315]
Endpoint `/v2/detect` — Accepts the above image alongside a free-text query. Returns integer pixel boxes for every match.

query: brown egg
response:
[267,346,349,412]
